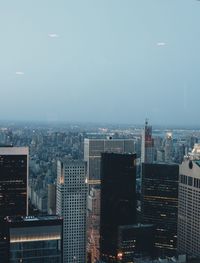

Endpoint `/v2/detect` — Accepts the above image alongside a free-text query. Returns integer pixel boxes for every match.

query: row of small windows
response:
[65,173,85,176]
[65,169,85,172]
[180,174,200,189]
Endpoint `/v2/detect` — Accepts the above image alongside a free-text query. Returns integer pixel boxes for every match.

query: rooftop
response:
[5,215,62,223]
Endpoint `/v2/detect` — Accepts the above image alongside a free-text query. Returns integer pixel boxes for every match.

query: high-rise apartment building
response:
[141,120,154,163]
[178,146,200,257]
[100,153,137,262]
[84,138,135,181]
[0,146,29,218]
[56,160,88,263]
[141,163,179,257]
[1,215,63,263]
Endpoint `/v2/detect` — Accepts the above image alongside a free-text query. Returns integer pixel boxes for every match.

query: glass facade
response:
[141,163,179,257]
[100,153,137,262]
[2,216,63,263]
[9,223,62,263]
[0,154,27,218]
[10,239,62,263]
[118,224,155,261]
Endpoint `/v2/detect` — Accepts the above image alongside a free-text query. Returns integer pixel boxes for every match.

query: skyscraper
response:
[178,145,200,257]
[1,215,63,263]
[84,138,135,260]
[0,146,29,218]
[164,132,173,163]
[141,120,154,163]
[84,138,135,181]
[56,160,88,263]
[100,153,137,262]
[141,163,179,257]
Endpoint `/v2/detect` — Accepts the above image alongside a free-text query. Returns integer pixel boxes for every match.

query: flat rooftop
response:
[5,215,62,223]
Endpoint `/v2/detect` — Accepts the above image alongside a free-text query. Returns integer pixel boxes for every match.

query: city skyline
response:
[0,116,200,261]
[0,0,200,125]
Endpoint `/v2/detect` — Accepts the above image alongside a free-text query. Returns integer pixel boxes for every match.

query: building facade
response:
[118,224,155,262]
[87,187,101,262]
[100,153,137,262]
[164,132,173,163]
[0,146,29,218]
[84,138,135,262]
[47,184,56,215]
[56,160,88,263]
[2,215,63,263]
[84,138,135,181]
[178,157,200,257]
[141,120,154,164]
[141,163,179,257]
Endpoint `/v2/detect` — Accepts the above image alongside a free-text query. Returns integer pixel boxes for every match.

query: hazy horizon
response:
[1,0,200,125]
[1,119,200,131]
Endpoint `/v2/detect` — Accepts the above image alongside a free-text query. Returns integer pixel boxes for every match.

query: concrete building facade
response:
[56,160,88,263]
[84,138,135,181]
[178,157,200,257]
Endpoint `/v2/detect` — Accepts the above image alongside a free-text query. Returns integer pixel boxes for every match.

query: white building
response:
[188,143,200,160]
[56,160,88,263]
[178,145,200,257]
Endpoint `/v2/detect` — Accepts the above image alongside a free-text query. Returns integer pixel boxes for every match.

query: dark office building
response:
[1,215,63,263]
[100,153,137,262]
[0,147,29,262]
[141,163,179,257]
[0,147,28,218]
[118,224,155,262]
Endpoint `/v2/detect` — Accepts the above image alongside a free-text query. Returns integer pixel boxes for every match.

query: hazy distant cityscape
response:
[0,120,200,262]
[1,120,200,213]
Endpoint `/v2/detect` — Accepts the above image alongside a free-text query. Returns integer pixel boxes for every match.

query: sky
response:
[0,0,200,126]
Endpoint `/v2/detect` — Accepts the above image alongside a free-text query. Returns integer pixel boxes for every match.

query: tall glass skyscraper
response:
[141,163,179,257]
[100,153,137,262]
[84,138,135,261]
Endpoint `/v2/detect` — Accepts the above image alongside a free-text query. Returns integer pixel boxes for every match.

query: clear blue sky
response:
[0,0,200,125]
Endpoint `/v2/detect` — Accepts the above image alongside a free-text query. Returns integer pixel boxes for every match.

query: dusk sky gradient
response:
[0,0,200,125]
